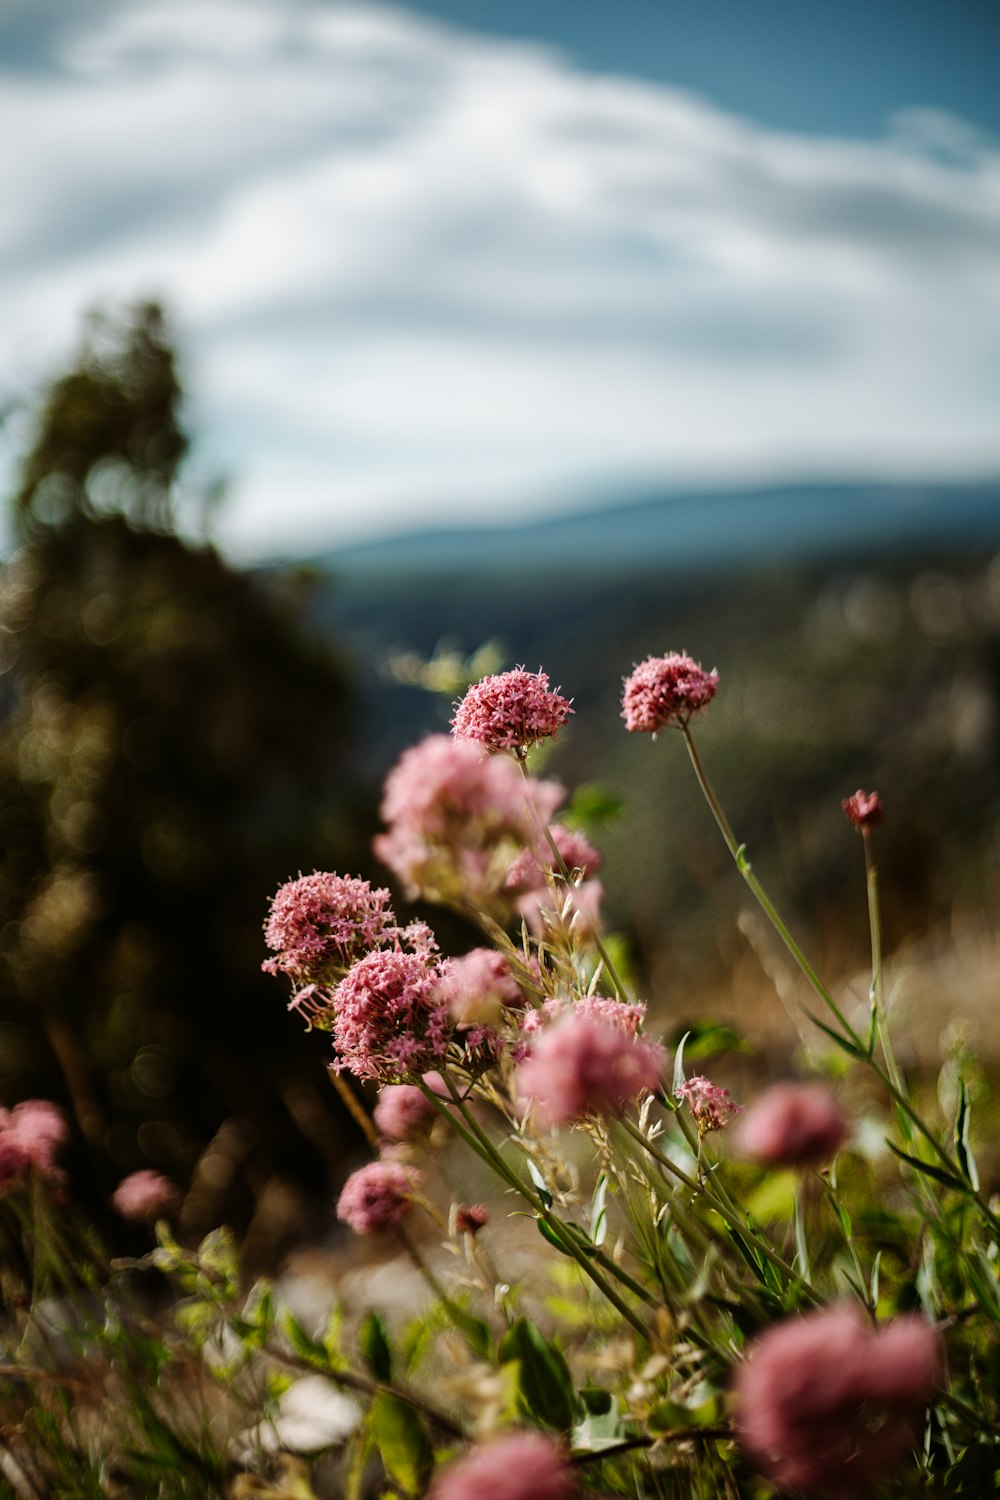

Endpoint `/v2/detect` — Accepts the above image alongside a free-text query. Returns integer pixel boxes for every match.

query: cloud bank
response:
[1,0,998,557]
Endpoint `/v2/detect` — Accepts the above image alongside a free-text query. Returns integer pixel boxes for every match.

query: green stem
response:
[681,727,1000,1239]
[619,1116,821,1306]
[682,726,860,1043]
[424,1072,650,1338]
[864,833,906,1100]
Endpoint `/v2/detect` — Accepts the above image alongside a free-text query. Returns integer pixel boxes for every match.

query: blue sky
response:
[1,0,998,560]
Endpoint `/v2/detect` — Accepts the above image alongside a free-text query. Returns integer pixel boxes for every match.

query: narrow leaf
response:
[359,1310,392,1382]
[371,1393,432,1496]
[672,1031,691,1095]
[954,1079,980,1190]
[885,1139,966,1192]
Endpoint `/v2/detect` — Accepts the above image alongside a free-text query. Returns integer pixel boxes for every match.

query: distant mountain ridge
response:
[314,479,1000,577]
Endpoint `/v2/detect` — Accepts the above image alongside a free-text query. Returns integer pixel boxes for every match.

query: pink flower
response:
[373,1072,447,1141]
[3,1099,68,1173]
[621,652,719,734]
[336,1159,422,1235]
[504,823,604,937]
[521,995,646,1040]
[112,1169,181,1223]
[374,736,564,912]
[736,1083,847,1168]
[451,668,573,754]
[332,949,450,1083]
[455,1203,489,1235]
[436,948,522,1028]
[517,1013,664,1125]
[504,824,602,894]
[676,1075,743,1133]
[263,872,398,986]
[735,1307,941,1496]
[429,1431,573,1500]
[842,789,884,831]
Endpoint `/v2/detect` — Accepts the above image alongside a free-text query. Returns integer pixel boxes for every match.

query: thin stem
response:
[681,727,1000,1239]
[266,1339,465,1439]
[327,1069,381,1152]
[424,1073,650,1338]
[864,832,906,1100]
[683,726,860,1043]
[619,1117,821,1306]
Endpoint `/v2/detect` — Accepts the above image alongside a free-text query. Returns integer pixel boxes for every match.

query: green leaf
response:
[668,1021,747,1060]
[359,1311,393,1382]
[537,1215,576,1256]
[499,1317,579,1432]
[672,1031,691,1095]
[371,1393,432,1496]
[869,1249,882,1310]
[590,1172,609,1248]
[885,1139,966,1192]
[565,783,624,832]
[280,1309,329,1369]
[526,1157,553,1208]
[798,1006,866,1060]
[954,1079,980,1190]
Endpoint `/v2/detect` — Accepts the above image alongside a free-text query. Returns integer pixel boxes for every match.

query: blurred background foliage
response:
[1,303,998,1265]
[0,303,374,1265]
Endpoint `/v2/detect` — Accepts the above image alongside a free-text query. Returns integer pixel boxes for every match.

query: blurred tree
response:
[0,303,367,1262]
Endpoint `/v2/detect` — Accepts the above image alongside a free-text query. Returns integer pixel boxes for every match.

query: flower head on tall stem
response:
[451,668,573,755]
[622,652,719,734]
[843,789,884,831]
[112,1169,181,1223]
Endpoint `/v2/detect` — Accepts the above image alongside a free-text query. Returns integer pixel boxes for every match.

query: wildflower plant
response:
[3,653,999,1496]
[251,655,1000,1498]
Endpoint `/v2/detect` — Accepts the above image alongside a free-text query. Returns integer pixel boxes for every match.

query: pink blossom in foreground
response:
[622,652,719,734]
[517,1013,664,1125]
[112,1169,181,1223]
[451,668,573,754]
[736,1082,847,1168]
[332,949,450,1083]
[3,1099,69,1172]
[262,872,398,986]
[735,1307,941,1496]
[437,948,522,1028]
[842,789,884,831]
[374,735,564,911]
[336,1159,422,1235]
[429,1430,573,1500]
[373,1072,447,1142]
[676,1075,744,1133]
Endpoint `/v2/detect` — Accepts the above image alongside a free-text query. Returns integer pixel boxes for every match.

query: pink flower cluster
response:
[517,1012,664,1125]
[0,1099,68,1195]
[451,668,573,754]
[373,1072,447,1142]
[332,948,449,1083]
[622,652,719,734]
[737,1082,847,1168]
[676,1075,744,1133]
[436,948,522,1028]
[842,789,884,831]
[735,1307,941,1496]
[429,1431,573,1500]
[374,735,564,912]
[262,872,398,988]
[521,994,647,1040]
[336,1159,422,1235]
[111,1168,180,1223]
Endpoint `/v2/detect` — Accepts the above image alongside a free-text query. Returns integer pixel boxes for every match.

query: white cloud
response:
[1,0,998,558]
